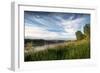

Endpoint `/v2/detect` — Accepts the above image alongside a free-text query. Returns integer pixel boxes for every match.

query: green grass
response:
[24,38,90,61]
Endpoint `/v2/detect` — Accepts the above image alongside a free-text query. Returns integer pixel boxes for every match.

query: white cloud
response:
[61,17,85,33]
[25,26,61,40]
[25,26,76,40]
[25,16,85,40]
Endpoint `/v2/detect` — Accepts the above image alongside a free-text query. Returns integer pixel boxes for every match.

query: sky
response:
[24,11,90,40]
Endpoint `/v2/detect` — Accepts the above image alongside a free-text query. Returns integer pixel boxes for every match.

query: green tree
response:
[75,31,84,40]
[84,24,90,36]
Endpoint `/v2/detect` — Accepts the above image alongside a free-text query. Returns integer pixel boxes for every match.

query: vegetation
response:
[24,24,90,61]
[84,24,90,36]
[25,42,33,50]
[75,31,84,40]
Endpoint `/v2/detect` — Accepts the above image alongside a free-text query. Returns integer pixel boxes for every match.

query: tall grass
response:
[24,38,90,61]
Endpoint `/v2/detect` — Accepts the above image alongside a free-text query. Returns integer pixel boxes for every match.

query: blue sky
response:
[24,11,90,40]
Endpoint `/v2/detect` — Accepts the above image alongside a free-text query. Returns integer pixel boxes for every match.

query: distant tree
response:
[75,31,84,40]
[84,24,90,36]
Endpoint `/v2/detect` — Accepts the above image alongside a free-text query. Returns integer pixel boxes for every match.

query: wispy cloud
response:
[25,26,73,40]
[24,11,90,40]
[61,17,88,33]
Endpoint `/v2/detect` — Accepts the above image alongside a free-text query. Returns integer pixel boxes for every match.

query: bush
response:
[75,31,84,40]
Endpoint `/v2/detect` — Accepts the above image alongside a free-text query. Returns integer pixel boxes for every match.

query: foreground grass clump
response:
[24,38,90,61]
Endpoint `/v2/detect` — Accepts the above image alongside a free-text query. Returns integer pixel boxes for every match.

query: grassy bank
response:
[24,38,90,61]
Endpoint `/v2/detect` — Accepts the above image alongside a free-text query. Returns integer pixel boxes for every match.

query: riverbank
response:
[24,38,90,61]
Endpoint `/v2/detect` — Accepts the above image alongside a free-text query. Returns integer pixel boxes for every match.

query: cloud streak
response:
[24,11,90,40]
[25,26,74,40]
